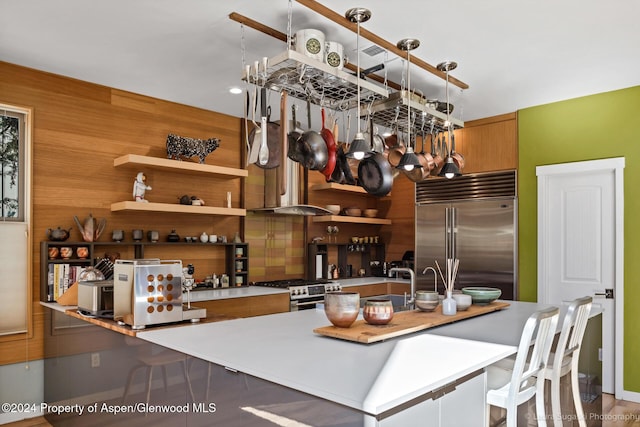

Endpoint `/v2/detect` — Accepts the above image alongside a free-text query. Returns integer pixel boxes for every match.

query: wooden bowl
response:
[363,209,378,218]
[344,208,362,217]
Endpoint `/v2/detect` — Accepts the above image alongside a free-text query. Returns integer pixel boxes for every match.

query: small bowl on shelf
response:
[325,204,341,215]
[343,208,362,217]
[363,209,378,218]
[461,287,502,305]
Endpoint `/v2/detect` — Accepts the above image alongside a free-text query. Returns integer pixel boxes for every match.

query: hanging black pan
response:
[357,153,393,197]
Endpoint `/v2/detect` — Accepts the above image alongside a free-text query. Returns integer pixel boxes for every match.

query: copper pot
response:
[450,133,465,170]
[385,133,405,168]
[430,131,444,176]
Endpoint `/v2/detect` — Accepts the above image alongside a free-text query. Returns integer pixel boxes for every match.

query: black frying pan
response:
[358,153,393,197]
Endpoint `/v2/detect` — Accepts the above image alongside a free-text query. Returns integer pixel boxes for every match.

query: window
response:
[1,108,25,221]
[0,104,31,336]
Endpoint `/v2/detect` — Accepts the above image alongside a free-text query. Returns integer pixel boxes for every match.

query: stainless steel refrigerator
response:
[414,171,517,300]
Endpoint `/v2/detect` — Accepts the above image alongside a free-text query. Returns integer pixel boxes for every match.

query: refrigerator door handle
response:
[451,206,457,259]
[445,207,451,260]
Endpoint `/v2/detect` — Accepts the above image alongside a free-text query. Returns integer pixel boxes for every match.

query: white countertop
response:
[185,285,290,302]
[138,304,516,415]
[185,277,409,302]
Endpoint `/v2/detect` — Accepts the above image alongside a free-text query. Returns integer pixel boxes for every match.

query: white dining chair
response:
[486,306,560,427]
[542,296,593,427]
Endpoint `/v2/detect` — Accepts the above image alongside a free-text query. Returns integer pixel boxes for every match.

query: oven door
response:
[290,296,324,311]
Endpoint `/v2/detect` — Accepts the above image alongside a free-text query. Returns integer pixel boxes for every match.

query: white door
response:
[537,157,624,396]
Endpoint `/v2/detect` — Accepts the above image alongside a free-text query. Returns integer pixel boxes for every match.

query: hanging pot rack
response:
[230,2,465,135]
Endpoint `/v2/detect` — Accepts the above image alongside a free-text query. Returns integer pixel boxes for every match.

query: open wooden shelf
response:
[312,215,391,225]
[110,201,246,216]
[114,154,248,178]
[310,182,368,194]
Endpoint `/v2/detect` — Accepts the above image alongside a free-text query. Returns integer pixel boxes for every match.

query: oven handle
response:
[290,299,325,311]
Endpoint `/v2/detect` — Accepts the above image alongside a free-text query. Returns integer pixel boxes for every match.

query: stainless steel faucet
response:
[422,267,438,292]
[389,267,416,306]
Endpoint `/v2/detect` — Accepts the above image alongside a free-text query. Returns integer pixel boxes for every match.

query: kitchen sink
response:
[360,294,412,312]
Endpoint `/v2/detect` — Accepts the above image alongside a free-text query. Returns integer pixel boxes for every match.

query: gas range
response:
[251,279,342,310]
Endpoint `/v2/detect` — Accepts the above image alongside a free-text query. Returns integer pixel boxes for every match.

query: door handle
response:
[594,289,614,299]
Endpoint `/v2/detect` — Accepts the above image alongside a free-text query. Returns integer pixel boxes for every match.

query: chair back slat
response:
[554,296,593,373]
[509,306,560,398]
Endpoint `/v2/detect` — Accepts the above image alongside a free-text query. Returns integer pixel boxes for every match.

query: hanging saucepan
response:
[405,128,434,182]
[358,152,393,197]
[320,108,336,181]
[450,132,465,170]
[386,128,406,168]
[430,130,444,176]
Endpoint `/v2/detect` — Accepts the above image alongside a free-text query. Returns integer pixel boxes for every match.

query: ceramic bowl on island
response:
[415,290,440,312]
[461,287,502,305]
[363,299,394,325]
[324,292,360,328]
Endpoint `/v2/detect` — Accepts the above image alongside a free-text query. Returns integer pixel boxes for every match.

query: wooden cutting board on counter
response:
[313,301,510,344]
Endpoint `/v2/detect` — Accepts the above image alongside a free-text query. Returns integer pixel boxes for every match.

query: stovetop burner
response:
[251,278,330,289]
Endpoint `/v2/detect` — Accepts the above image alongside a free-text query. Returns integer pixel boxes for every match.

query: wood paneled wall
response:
[0,61,243,365]
[0,59,519,366]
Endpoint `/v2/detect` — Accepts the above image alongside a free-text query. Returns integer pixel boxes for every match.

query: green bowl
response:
[461,287,502,305]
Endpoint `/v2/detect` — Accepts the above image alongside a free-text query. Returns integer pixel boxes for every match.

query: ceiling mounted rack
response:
[242,50,389,110]
[367,91,464,134]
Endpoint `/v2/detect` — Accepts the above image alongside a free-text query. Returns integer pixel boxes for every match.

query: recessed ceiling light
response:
[229,87,242,94]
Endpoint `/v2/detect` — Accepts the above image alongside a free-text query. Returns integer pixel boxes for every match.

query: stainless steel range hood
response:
[250,157,332,216]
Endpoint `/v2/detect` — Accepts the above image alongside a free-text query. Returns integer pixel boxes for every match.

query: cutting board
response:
[313,301,510,344]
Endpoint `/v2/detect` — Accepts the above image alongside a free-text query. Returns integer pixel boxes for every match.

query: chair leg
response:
[180,360,195,402]
[570,369,587,427]
[536,378,548,427]
[505,407,517,427]
[550,377,562,427]
[145,366,153,406]
[161,365,169,392]
[122,365,145,404]
[205,363,212,402]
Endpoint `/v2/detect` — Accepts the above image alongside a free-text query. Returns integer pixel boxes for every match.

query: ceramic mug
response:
[48,247,59,259]
[293,29,325,61]
[324,41,346,70]
[112,229,124,242]
[60,247,72,259]
[132,229,143,241]
[76,247,89,259]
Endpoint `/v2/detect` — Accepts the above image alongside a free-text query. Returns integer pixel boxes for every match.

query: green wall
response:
[518,85,640,392]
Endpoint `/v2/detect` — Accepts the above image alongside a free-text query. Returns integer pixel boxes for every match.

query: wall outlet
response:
[91,352,100,368]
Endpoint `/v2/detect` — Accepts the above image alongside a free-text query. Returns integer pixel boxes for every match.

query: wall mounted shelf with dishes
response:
[113,154,248,178]
[110,201,246,216]
[311,215,391,225]
[310,182,387,195]
[111,154,247,216]
[40,241,250,302]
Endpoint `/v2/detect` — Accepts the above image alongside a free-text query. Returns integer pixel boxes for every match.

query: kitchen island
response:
[41,294,602,426]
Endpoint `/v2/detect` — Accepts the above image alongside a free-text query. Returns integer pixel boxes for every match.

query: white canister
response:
[294,29,325,61]
[324,41,346,70]
[209,234,217,243]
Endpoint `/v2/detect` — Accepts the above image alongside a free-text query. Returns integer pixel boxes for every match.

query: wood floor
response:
[3,394,639,426]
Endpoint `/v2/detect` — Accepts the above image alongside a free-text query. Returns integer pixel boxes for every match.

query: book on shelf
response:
[49,263,83,302]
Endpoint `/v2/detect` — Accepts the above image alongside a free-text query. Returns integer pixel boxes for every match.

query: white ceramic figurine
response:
[133,172,152,202]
